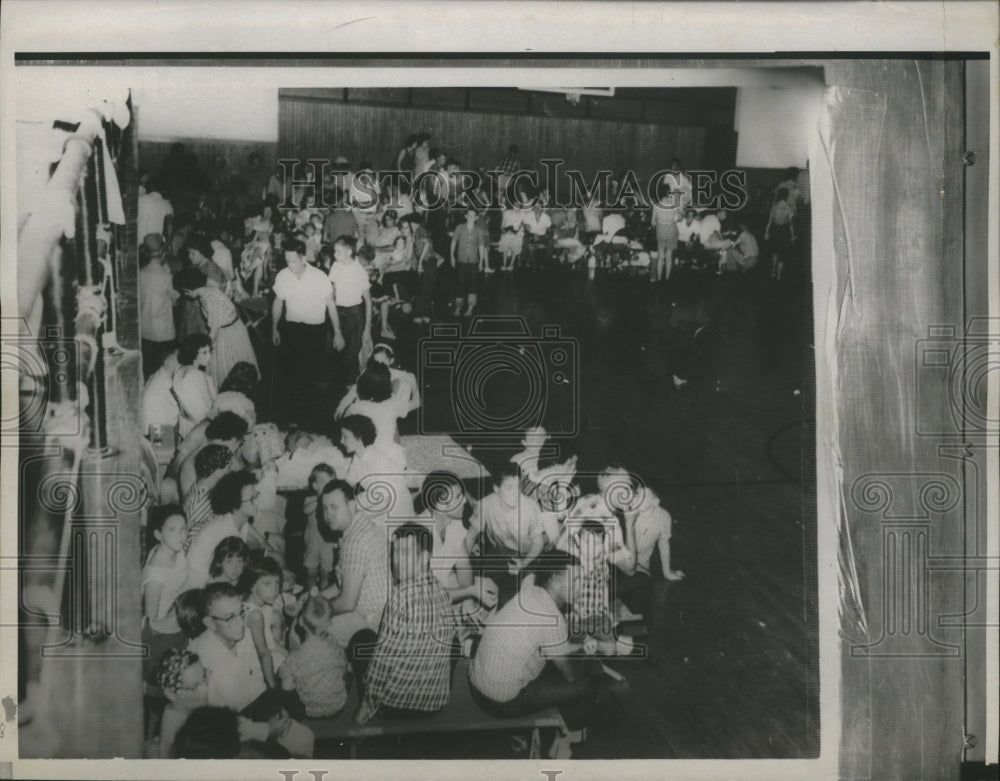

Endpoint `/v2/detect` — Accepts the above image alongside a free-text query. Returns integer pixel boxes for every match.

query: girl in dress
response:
[240,556,288,689]
[143,505,191,625]
[207,537,249,587]
[176,268,259,389]
[498,195,525,271]
[372,209,402,268]
[241,202,275,297]
[334,361,411,450]
[171,333,217,440]
[399,214,441,324]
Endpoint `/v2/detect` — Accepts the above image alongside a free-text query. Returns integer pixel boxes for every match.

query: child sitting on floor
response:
[279,594,348,719]
[241,556,288,689]
[559,519,618,655]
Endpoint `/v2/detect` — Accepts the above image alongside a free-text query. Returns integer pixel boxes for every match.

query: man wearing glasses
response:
[188,583,306,755]
[189,582,267,711]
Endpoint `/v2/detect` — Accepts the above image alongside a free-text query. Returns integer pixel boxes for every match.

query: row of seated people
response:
[143,421,683,759]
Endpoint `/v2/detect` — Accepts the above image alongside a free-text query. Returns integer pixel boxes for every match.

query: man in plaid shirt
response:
[353,523,457,723]
[317,480,390,648]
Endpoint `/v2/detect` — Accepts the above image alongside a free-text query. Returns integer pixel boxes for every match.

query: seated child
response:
[721,219,759,273]
[498,204,524,271]
[302,222,322,264]
[276,431,347,491]
[558,519,618,655]
[207,536,249,588]
[240,556,288,688]
[278,595,348,719]
[510,427,578,543]
[467,461,546,607]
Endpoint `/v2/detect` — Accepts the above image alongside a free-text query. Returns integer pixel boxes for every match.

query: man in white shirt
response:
[272,239,345,427]
[469,550,614,757]
[467,461,545,606]
[138,180,174,243]
[327,236,373,384]
[138,233,179,378]
[189,583,267,711]
[521,203,553,268]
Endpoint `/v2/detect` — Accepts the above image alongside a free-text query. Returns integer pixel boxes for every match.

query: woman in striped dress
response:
[176,267,259,387]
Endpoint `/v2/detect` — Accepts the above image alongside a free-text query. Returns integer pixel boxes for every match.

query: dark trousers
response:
[472,542,523,608]
[414,264,438,319]
[469,661,604,732]
[614,570,653,621]
[337,304,365,385]
[279,321,329,428]
[346,629,456,720]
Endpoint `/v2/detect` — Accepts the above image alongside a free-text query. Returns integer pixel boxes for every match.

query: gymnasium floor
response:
[259,252,819,759]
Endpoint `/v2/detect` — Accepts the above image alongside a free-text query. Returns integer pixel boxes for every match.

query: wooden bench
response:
[303,659,566,759]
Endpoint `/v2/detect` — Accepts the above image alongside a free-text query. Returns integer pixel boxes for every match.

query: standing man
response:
[138,233,178,379]
[327,236,372,385]
[271,239,345,428]
[450,207,488,317]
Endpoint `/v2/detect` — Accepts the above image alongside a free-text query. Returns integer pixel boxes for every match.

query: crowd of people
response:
[136,133,808,759]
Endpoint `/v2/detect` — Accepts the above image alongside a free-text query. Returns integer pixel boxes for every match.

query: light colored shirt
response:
[522,211,552,236]
[677,219,700,243]
[189,629,266,711]
[210,240,235,281]
[339,516,389,628]
[186,514,251,587]
[501,209,524,233]
[327,259,370,307]
[273,263,332,325]
[601,213,626,238]
[417,511,469,591]
[631,490,674,576]
[470,492,544,556]
[138,263,178,342]
[470,583,571,702]
[345,443,415,522]
[142,363,180,430]
[138,191,173,242]
[141,546,189,620]
[697,214,723,243]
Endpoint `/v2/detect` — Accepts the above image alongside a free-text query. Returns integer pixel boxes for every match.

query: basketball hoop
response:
[565,91,582,106]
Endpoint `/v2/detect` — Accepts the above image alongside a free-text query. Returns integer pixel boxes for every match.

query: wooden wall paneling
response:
[139,138,278,184]
[825,59,967,781]
[278,97,708,180]
[960,58,993,767]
